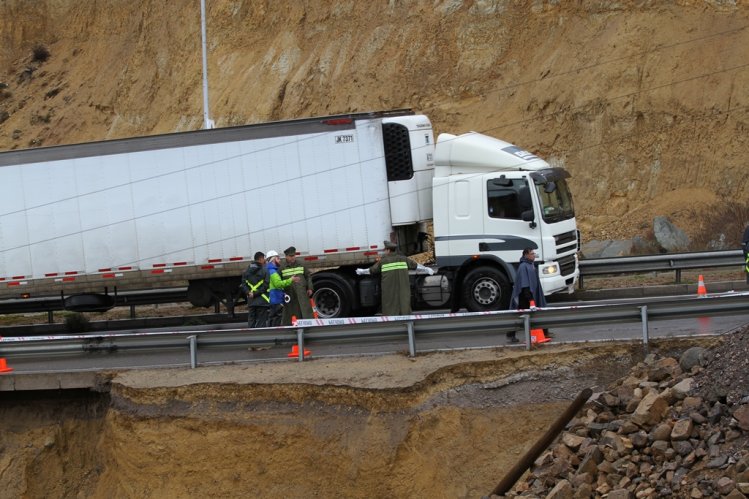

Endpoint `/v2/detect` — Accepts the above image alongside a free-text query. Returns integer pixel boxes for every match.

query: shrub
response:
[64,312,91,333]
[32,44,50,62]
[689,201,749,250]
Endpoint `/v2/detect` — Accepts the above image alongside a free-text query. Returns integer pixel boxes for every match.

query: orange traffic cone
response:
[310,298,319,319]
[0,358,13,373]
[530,327,552,344]
[527,301,551,345]
[697,275,707,298]
[287,344,311,358]
[0,336,13,373]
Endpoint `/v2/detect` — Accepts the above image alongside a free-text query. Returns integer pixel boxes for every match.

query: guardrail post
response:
[406,321,416,357]
[129,305,136,319]
[675,269,681,284]
[188,335,198,368]
[297,327,305,362]
[523,314,531,351]
[639,305,649,352]
[47,310,54,324]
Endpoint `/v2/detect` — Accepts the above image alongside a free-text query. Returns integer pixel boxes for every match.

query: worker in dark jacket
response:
[358,240,425,316]
[240,251,269,328]
[507,247,548,343]
[280,246,314,325]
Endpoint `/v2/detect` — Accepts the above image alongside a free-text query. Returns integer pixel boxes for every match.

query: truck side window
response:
[487,179,530,220]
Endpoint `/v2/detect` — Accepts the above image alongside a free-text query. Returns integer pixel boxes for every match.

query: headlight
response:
[542,264,559,275]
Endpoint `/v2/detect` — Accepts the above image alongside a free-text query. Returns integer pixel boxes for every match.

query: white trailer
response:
[0,109,579,316]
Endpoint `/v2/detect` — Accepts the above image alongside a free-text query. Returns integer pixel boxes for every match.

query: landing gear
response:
[187,277,242,317]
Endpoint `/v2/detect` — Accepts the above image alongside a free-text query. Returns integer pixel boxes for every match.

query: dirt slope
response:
[0,342,669,498]
[1,1,748,242]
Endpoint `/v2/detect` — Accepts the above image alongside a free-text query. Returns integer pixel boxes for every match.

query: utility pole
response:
[200,0,214,129]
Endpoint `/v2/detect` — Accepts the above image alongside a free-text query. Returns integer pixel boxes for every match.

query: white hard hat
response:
[265,250,279,259]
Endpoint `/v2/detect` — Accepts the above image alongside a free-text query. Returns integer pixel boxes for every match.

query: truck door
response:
[483,175,541,265]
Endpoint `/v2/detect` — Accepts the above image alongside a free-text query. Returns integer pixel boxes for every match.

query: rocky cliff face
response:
[1,1,747,243]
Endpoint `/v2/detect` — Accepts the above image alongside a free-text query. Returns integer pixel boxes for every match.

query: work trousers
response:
[266,304,284,327]
[248,306,269,328]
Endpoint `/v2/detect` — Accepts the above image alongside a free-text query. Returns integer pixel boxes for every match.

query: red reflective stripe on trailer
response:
[7,282,21,286]
[62,277,75,282]
[363,251,378,256]
[229,257,243,261]
[208,258,222,263]
[0,277,5,281]
[173,262,187,266]
[152,263,166,268]
[12,276,25,279]
[201,265,215,270]
[45,273,58,277]
[64,271,78,275]
[323,249,338,253]
[119,266,133,271]
[370,245,378,249]
[322,118,353,125]
[98,268,111,272]
[151,269,165,274]
[345,247,360,251]
[303,256,319,261]
[102,273,116,278]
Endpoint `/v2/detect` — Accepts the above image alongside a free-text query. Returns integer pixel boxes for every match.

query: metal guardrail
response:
[578,249,745,286]
[1,292,747,368]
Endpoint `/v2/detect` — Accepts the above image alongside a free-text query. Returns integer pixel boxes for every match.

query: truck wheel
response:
[462,266,511,312]
[313,275,353,318]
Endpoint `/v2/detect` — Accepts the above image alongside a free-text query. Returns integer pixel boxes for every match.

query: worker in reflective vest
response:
[280,246,314,325]
[240,251,270,328]
[265,250,299,327]
[367,240,419,316]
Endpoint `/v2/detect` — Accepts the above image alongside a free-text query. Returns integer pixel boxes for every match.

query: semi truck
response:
[0,109,579,317]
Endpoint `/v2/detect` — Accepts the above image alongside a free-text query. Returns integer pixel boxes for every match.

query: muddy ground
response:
[0,338,721,498]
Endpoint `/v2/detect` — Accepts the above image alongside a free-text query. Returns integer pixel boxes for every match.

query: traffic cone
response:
[0,336,13,373]
[530,327,552,345]
[0,358,13,373]
[287,344,311,358]
[697,275,707,297]
[527,301,551,344]
[310,298,319,319]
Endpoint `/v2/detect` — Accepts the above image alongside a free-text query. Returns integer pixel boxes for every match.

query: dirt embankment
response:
[1,1,748,243]
[2,342,679,498]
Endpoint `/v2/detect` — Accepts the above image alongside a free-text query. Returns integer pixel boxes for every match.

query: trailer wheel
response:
[462,266,510,312]
[313,275,353,318]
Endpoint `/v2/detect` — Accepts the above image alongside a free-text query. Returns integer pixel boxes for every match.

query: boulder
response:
[680,347,709,372]
[653,216,690,251]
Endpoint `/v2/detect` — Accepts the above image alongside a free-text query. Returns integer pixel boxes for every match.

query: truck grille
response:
[558,254,576,277]
[554,230,577,246]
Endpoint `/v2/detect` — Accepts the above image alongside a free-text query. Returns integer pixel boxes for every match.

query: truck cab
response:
[432,132,579,311]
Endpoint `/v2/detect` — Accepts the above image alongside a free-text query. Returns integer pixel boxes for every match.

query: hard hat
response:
[266,250,279,259]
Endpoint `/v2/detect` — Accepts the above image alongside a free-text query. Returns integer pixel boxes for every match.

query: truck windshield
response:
[534,177,575,223]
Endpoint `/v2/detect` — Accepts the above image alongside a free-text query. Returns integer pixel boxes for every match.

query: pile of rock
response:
[504,326,749,498]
